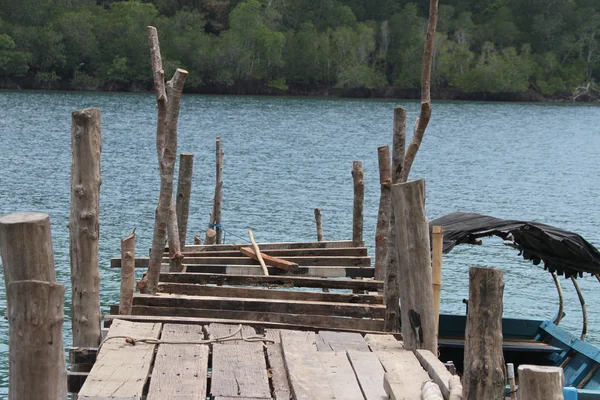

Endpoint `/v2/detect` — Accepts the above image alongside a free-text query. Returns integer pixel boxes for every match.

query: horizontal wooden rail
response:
[179,240,356,252]
[177,247,368,258]
[184,265,375,278]
[111,256,371,268]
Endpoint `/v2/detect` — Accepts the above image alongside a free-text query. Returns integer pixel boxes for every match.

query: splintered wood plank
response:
[316,331,370,352]
[78,319,161,399]
[317,352,364,400]
[347,350,387,400]
[146,324,208,400]
[206,324,271,399]
[266,343,292,400]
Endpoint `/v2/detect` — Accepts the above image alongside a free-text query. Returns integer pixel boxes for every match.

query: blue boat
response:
[430,213,600,399]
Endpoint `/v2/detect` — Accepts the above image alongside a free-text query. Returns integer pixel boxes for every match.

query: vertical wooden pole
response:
[167,204,183,272]
[432,225,443,334]
[391,179,436,353]
[384,106,406,332]
[463,267,505,400]
[314,208,323,242]
[352,161,364,247]
[375,146,391,281]
[518,365,564,400]
[8,280,67,400]
[176,153,194,249]
[70,107,102,348]
[120,229,136,315]
[507,363,517,400]
[212,137,224,244]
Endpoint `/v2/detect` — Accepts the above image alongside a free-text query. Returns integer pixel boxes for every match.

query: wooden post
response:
[352,161,364,247]
[432,226,443,334]
[120,229,136,315]
[507,363,517,400]
[314,208,323,242]
[8,280,67,400]
[518,365,564,400]
[391,179,436,353]
[70,107,102,348]
[462,267,505,400]
[176,153,194,249]
[204,228,217,245]
[384,106,406,332]
[375,146,391,281]
[211,137,224,244]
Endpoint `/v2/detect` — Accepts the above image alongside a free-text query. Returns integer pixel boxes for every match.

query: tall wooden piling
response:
[314,208,324,242]
[352,161,364,247]
[432,226,443,333]
[176,153,194,248]
[462,267,505,400]
[212,137,224,244]
[391,179,436,353]
[518,365,565,400]
[8,280,67,400]
[375,146,391,281]
[120,229,136,315]
[70,107,102,348]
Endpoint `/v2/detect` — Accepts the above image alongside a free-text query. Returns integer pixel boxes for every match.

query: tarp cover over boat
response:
[430,212,600,278]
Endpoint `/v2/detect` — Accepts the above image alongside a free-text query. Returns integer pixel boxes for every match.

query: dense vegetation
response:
[0,0,599,98]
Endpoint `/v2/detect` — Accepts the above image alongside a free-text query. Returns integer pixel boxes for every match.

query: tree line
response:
[0,0,598,98]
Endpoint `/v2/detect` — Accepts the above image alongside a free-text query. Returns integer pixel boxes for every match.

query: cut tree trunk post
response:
[432,225,443,334]
[120,229,136,315]
[314,208,323,242]
[391,179,436,353]
[8,280,67,400]
[384,107,406,333]
[204,227,217,245]
[167,202,183,272]
[462,267,505,400]
[352,161,364,247]
[176,153,194,249]
[517,365,564,400]
[248,230,269,276]
[212,137,224,244]
[375,146,391,281]
[70,107,102,348]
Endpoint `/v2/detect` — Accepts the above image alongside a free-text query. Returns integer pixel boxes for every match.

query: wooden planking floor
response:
[79,320,431,400]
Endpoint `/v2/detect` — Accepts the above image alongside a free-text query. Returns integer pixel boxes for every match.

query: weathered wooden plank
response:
[69,347,98,365]
[147,324,208,400]
[415,349,454,399]
[160,272,383,291]
[206,324,271,399]
[184,264,375,278]
[181,247,368,257]
[266,343,292,400]
[182,240,356,252]
[364,334,404,352]
[347,350,387,400]
[158,282,383,304]
[240,246,299,271]
[112,256,371,268]
[315,331,370,352]
[68,371,88,393]
[318,352,364,400]
[134,293,386,318]
[78,319,161,399]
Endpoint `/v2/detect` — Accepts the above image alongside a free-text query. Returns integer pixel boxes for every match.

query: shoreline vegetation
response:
[0,0,599,103]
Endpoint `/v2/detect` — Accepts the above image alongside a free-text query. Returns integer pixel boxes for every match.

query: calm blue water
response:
[0,90,599,394]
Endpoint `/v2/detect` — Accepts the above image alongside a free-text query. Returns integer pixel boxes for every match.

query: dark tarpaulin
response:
[429,212,600,278]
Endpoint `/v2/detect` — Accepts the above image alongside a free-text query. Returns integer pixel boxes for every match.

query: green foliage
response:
[0,34,31,76]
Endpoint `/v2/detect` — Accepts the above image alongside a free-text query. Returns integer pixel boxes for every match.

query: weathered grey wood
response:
[375,145,391,281]
[176,153,194,249]
[384,106,405,333]
[318,352,364,400]
[167,201,183,272]
[431,226,443,332]
[316,331,370,352]
[449,376,463,400]
[8,280,67,400]
[180,247,368,257]
[415,349,454,399]
[183,240,356,252]
[266,343,292,400]
[211,137,224,244]
[421,381,444,400]
[248,230,269,275]
[314,208,324,241]
[70,107,102,349]
[364,334,404,352]
[78,319,161,399]
[147,323,208,400]
[240,246,299,271]
[204,227,217,245]
[352,160,364,247]
[70,347,98,365]
[183,264,376,278]
[391,179,436,353]
[517,365,564,400]
[346,350,387,400]
[462,267,505,400]
[206,324,271,399]
[119,229,135,315]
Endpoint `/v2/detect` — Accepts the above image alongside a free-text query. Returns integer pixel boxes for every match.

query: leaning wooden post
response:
[212,137,224,244]
[176,153,194,249]
[462,267,505,400]
[432,225,443,334]
[314,208,324,242]
[391,179,436,353]
[518,365,565,400]
[375,146,391,281]
[120,229,136,315]
[70,107,102,348]
[8,280,67,400]
[352,161,364,247]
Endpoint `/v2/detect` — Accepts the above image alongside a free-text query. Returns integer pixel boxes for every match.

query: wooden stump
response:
[391,179,436,352]
[70,107,102,348]
[8,280,67,400]
[352,161,364,247]
[518,365,564,400]
[462,267,505,400]
[204,228,217,245]
[176,153,194,249]
[375,146,391,281]
[314,208,323,242]
[120,230,136,315]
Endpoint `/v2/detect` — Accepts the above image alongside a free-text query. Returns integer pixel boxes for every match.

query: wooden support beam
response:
[69,347,98,365]
[352,161,364,247]
[415,349,454,399]
[391,179,436,352]
[517,365,564,400]
[183,264,375,278]
[375,145,391,281]
[462,267,505,400]
[432,225,443,334]
[314,208,324,241]
[178,247,368,257]
[68,371,88,393]
[120,229,136,315]
[241,247,300,271]
[182,239,356,252]
[175,153,194,249]
[211,137,224,244]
